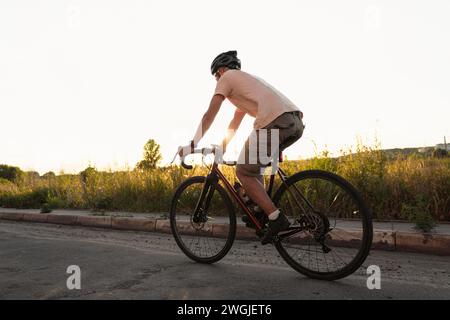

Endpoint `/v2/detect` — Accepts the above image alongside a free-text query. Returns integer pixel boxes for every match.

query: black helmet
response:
[211,50,241,75]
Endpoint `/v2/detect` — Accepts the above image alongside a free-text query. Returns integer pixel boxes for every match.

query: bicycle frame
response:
[191,150,316,234]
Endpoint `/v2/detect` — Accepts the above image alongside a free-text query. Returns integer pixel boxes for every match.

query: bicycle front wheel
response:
[170,176,236,264]
[272,170,373,280]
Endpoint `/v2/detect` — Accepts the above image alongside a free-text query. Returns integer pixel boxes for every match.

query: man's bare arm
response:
[191,94,225,147]
[221,108,246,152]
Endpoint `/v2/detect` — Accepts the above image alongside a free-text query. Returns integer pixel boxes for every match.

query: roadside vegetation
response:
[1,140,449,230]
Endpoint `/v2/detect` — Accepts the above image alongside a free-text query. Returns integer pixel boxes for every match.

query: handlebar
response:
[181,161,193,170]
[180,147,214,170]
[179,145,237,170]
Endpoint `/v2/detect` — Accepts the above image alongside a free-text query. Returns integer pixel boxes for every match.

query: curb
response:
[78,215,112,228]
[395,232,450,255]
[372,229,396,251]
[1,211,449,255]
[112,216,156,232]
[330,228,396,251]
[1,212,24,221]
[47,214,78,226]
[22,213,49,223]
[155,219,171,234]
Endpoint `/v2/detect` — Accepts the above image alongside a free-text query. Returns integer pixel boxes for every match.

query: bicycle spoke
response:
[323,250,330,273]
[327,191,341,214]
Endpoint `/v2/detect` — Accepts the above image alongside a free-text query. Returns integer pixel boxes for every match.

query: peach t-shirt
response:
[214,70,300,129]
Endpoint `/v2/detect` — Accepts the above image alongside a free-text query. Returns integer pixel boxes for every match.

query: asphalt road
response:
[1,220,449,300]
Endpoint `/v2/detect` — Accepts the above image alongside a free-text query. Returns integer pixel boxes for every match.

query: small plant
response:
[412,211,436,233]
[40,203,52,213]
[47,195,64,209]
[401,197,436,233]
[92,196,113,212]
[40,193,64,213]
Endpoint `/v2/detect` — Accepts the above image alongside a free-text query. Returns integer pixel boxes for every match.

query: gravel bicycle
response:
[170,145,373,280]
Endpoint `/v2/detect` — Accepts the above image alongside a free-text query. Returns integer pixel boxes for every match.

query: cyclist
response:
[179,50,305,245]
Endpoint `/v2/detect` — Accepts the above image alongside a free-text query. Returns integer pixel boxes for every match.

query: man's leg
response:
[236,118,301,244]
[237,168,290,244]
[236,171,276,215]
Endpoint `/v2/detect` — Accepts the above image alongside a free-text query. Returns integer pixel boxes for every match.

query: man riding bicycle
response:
[179,50,305,245]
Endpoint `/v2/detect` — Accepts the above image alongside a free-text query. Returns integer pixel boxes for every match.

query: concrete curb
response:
[77,215,112,228]
[395,232,450,255]
[155,219,171,234]
[22,213,49,223]
[330,228,396,251]
[111,217,156,232]
[1,211,449,255]
[0,212,24,221]
[46,214,78,226]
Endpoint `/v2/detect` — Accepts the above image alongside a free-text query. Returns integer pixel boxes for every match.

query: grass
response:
[0,142,449,223]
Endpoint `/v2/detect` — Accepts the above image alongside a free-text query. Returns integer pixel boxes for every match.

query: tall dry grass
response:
[0,144,449,221]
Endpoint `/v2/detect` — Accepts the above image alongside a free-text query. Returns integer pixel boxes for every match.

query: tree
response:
[43,171,56,179]
[26,171,40,179]
[136,139,162,170]
[0,164,23,182]
[79,166,98,184]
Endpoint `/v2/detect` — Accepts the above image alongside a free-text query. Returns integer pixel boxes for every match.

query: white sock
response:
[268,209,280,221]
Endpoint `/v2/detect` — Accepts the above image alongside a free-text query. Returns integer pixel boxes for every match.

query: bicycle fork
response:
[192,173,218,223]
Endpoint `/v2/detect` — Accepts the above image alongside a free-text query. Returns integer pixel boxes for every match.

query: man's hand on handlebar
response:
[176,143,236,169]
[221,140,228,155]
[177,140,195,158]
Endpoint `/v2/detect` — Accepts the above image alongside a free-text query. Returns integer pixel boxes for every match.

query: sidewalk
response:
[1,208,449,255]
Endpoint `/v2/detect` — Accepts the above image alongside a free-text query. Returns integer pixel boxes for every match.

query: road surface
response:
[1,220,449,299]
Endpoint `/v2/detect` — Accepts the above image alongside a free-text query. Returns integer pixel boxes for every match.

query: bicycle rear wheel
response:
[170,176,236,264]
[272,170,373,280]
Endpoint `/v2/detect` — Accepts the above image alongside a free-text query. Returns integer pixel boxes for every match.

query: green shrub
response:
[93,196,113,212]
[40,193,64,213]
[40,203,52,213]
[401,196,436,233]
[46,195,64,209]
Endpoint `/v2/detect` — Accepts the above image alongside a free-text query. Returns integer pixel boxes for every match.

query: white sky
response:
[1,0,449,175]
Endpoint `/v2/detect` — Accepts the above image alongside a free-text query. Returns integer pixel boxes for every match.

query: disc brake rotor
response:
[191,208,209,230]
